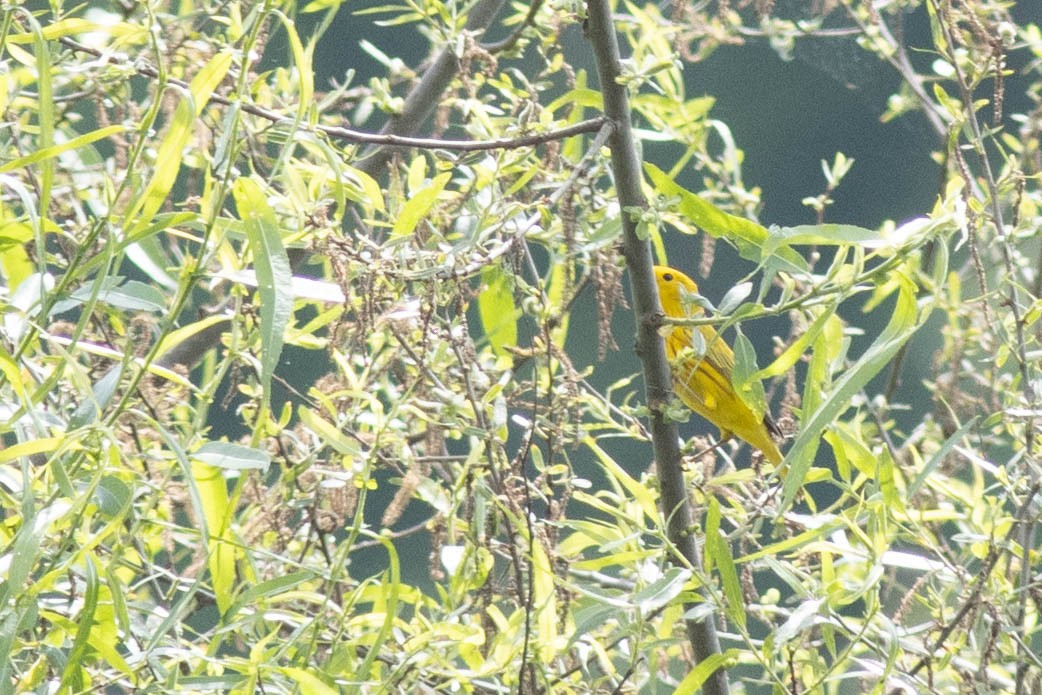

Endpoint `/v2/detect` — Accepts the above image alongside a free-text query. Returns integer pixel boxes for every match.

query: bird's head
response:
[653,265,702,318]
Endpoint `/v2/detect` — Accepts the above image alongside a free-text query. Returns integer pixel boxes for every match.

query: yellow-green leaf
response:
[124,50,234,235]
[233,177,292,407]
[781,273,924,511]
[478,266,518,360]
[707,497,745,629]
[391,171,451,237]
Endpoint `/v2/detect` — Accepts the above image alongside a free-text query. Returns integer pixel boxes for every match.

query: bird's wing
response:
[698,325,735,379]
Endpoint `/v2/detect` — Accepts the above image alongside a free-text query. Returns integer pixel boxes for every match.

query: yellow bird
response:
[653,265,784,465]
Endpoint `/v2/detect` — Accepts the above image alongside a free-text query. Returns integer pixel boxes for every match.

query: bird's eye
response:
[663,273,673,281]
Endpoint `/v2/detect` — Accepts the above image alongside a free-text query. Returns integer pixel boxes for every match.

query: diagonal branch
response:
[357,0,508,173]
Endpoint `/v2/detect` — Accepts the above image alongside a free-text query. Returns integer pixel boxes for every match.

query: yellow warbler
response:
[654,265,784,464]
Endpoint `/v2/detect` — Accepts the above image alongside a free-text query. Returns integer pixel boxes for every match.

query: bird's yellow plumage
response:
[653,265,784,465]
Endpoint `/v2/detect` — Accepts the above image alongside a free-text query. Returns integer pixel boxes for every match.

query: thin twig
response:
[480,0,545,53]
[57,35,607,152]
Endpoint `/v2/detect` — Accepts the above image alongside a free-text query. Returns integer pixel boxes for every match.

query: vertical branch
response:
[584,2,730,693]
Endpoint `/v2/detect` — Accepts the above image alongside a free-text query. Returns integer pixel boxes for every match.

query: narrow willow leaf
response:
[59,556,99,693]
[0,437,62,464]
[191,460,235,613]
[13,13,55,217]
[272,12,313,118]
[391,171,451,237]
[342,164,384,212]
[878,448,901,510]
[775,598,823,644]
[124,50,233,235]
[7,17,143,42]
[77,279,166,312]
[298,406,363,457]
[69,365,122,428]
[781,274,924,510]
[154,314,232,366]
[532,539,558,661]
[907,416,979,497]
[731,329,767,420]
[674,650,739,695]
[583,436,659,523]
[355,535,400,681]
[126,231,184,292]
[645,163,805,270]
[0,125,126,174]
[631,567,692,615]
[707,497,746,629]
[717,281,752,315]
[193,440,272,471]
[277,668,338,695]
[646,164,766,245]
[225,571,315,620]
[704,482,722,573]
[770,223,883,248]
[753,303,837,380]
[478,266,518,360]
[233,177,292,407]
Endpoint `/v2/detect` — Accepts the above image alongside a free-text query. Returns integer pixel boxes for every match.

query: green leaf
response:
[707,497,746,629]
[272,11,313,119]
[154,314,232,366]
[69,365,122,428]
[775,598,823,644]
[123,50,233,235]
[0,125,126,174]
[5,481,45,596]
[674,649,739,695]
[631,567,691,615]
[781,273,925,510]
[717,281,752,314]
[303,0,344,11]
[646,163,765,243]
[907,416,980,497]
[59,555,99,693]
[225,571,316,620]
[730,328,768,420]
[478,266,518,359]
[531,537,558,661]
[584,436,660,523]
[191,458,236,614]
[392,171,451,237]
[71,278,166,312]
[545,87,604,114]
[277,668,338,695]
[645,163,805,270]
[233,177,293,407]
[298,406,363,457]
[193,441,272,471]
[704,495,720,573]
[26,12,54,217]
[753,303,837,380]
[342,164,385,213]
[770,223,883,248]
[94,475,132,518]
